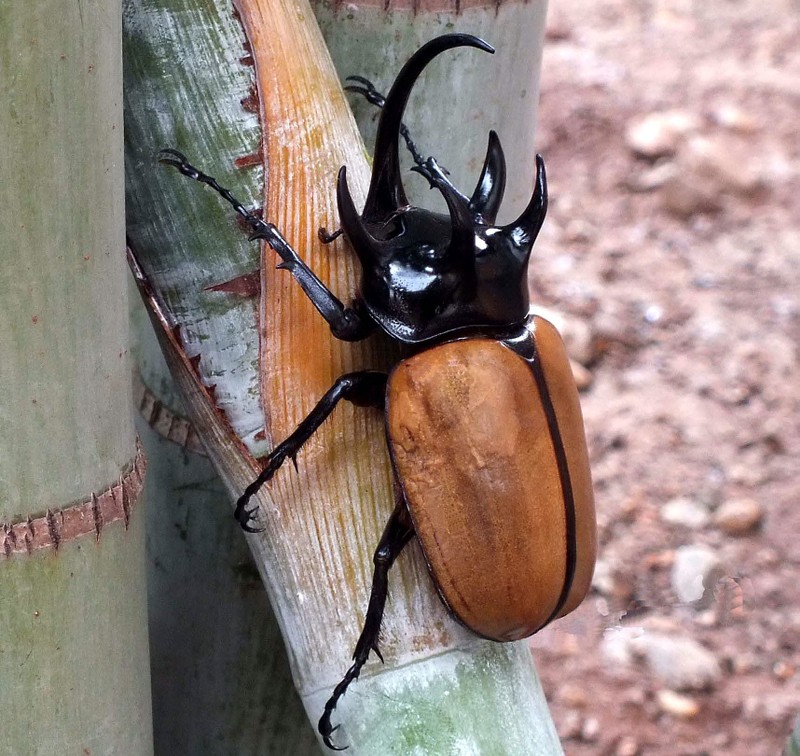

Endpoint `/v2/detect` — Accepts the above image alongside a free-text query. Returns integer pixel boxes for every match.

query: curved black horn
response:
[469,130,507,224]
[502,154,548,253]
[363,34,495,221]
[336,167,387,263]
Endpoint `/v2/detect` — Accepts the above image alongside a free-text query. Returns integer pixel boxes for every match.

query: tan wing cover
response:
[386,322,595,641]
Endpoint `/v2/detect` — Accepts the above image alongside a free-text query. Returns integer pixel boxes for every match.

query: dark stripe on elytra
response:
[527,334,578,627]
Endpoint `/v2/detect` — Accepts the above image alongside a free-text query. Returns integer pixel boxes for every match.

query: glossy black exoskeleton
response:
[159,33,551,750]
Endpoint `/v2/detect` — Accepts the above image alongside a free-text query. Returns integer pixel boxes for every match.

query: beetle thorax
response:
[335,35,548,344]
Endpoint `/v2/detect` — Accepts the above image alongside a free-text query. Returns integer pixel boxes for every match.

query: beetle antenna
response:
[344,76,428,170]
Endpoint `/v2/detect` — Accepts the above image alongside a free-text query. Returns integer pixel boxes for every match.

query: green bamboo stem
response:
[0,0,152,753]
[132,308,317,753]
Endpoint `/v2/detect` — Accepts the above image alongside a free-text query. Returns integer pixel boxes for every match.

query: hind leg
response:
[318,501,414,750]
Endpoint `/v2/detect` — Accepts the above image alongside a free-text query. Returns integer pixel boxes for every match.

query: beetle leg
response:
[234,371,388,532]
[318,226,344,244]
[318,501,415,751]
[158,150,374,341]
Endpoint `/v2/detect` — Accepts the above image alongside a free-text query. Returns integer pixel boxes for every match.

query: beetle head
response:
[337,34,548,344]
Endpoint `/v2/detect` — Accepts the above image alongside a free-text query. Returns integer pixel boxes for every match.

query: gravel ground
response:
[528,1,800,753]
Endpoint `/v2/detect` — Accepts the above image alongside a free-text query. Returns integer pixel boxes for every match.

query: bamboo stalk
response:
[0,1,152,753]
[132,311,318,753]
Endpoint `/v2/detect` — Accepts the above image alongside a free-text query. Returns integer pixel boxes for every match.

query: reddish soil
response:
[529,1,800,754]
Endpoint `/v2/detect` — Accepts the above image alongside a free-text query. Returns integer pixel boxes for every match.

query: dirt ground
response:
[528,1,800,753]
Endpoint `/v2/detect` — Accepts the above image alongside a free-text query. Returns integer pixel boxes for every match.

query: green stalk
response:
[133,309,317,753]
[0,1,152,753]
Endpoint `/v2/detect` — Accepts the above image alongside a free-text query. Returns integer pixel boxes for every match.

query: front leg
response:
[235,370,389,532]
[158,150,373,341]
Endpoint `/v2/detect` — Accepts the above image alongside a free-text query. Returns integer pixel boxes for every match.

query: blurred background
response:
[526,0,799,753]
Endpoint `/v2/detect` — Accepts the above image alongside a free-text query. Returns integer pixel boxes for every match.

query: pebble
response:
[711,103,760,133]
[571,360,593,391]
[713,498,764,536]
[629,632,722,690]
[591,558,616,596]
[671,544,726,604]
[615,736,640,756]
[656,689,701,718]
[625,110,701,159]
[661,497,710,529]
[662,133,767,217]
[581,717,600,742]
[529,305,596,366]
[559,682,589,708]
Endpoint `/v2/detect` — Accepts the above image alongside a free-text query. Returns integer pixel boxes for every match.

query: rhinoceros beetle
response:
[160,33,596,751]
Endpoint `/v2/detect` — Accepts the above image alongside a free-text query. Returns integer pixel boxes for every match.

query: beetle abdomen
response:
[386,318,595,641]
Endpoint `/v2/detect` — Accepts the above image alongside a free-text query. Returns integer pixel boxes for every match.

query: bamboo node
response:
[0,440,147,559]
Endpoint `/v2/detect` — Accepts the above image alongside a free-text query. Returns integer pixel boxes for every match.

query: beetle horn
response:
[336,166,388,263]
[363,34,495,221]
[468,130,507,224]
[423,159,476,261]
[502,154,548,253]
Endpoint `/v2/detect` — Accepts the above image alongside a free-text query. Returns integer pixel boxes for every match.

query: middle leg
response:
[235,370,388,531]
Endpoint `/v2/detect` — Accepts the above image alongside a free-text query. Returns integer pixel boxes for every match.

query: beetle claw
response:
[157,148,202,181]
[320,717,348,751]
[233,500,263,533]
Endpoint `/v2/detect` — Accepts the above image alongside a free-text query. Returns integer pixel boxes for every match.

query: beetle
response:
[159,33,597,750]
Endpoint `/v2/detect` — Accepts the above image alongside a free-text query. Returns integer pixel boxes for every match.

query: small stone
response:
[656,689,701,718]
[731,653,760,675]
[625,110,701,159]
[559,709,582,739]
[630,632,721,690]
[661,497,710,529]
[711,104,759,134]
[571,360,593,391]
[616,736,640,756]
[563,218,596,243]
[601,626,643,667]
[627,160,677,193]
[713,498,764,536]
[661,170,722,218]
[591,558,616,596]
[560,682,589,708]
[773,660,795,680]
[581,717,600,742]
[671,544,726,605]
[529,305,596,366]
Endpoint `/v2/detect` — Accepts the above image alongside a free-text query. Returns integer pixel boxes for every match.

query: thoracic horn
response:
[362,34,495,221]
[469,130,507,224]
[502,154,548,254]
[336,166,388,264]
[424,159,476,262]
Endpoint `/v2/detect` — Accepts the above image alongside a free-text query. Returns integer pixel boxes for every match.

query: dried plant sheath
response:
[233,0,469,690]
